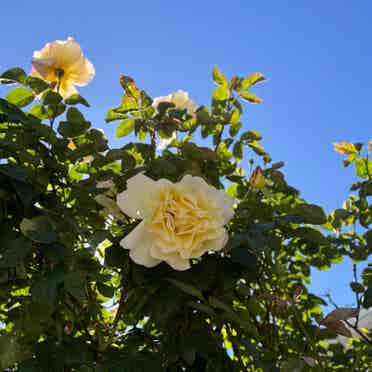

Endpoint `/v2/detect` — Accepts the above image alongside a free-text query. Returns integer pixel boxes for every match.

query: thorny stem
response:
[214,94,232,152]
[49,73,62,130]
[150,128,157,159]
[352,263,361,328]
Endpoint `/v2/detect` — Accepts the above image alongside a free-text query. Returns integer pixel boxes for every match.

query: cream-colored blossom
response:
[153,90,197,116]
[116,173,234,270]
[31,37,95,98]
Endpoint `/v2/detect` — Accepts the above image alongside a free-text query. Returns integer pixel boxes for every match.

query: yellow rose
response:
[333,142,357,155]
[116,173,234,270]
[31,37,95,98]
[153,90,197,116]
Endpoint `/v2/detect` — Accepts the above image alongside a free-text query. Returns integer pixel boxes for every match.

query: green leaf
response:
[292,203,327,225]
[105,244,127,268]
[281,358,305,372]
[208,296,233,313]
[241,72,265,90]
[0,164,28,181]
[0,236,32,268]
[231,245,258,269]
[42,90,63,105]
[364,230,372,247]
[363,286,372,308]
[0,335,27,369]
[230,109,240,124]
[31,267,64,306]
[240,130,262,141]
[97,282,115,299]
[0,97,29,122]
[20,216,57,244]
[106,108,127,123]
[212,66,227,85]
[248,140,265,156]
[0,67,27,83]
[167,278,204,300]
[350,281,365,293]
[229,120,241,137]
[64,93,90,107]
[293,227,328,244]
[66,107,85,123]
[28,103,47,120]
[25,76,50,93]
[58,119,91,137]
[64,271,87,301]
[239,91,262,103]
[187,301,216,316]
[6,87,34,107]
[355,158,372,179]
[212,85,230,101]
[233,141,243,160]
[116,96,138,113]
[115,118,135,138]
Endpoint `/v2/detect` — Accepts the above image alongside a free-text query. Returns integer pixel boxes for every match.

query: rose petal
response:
[166,254,191,271]
[120,222,161,267]
[178,175,234,224]
[58,80,78,99]
[68,56,95,86]
[46,37,83,67]
[150,244,191,271]
[117,173,172,219]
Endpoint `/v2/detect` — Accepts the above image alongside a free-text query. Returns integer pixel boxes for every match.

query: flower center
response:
[54,68,65,79]
[149,188,211,249]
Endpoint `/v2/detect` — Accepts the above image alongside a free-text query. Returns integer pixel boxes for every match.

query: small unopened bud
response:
[333,142,357,155]
[250,166,266,189]
[119,74,135,88]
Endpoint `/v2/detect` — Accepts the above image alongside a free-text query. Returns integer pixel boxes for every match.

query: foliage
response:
[0,63,371,371]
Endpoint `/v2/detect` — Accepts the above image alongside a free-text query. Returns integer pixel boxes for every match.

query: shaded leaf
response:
[167,278,204,300]
[20,216,57,244]
[292,203,327,225]
[64,93,90,107]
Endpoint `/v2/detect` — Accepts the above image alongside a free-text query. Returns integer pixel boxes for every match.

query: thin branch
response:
[326,294,372,345]
[352,263,361,328]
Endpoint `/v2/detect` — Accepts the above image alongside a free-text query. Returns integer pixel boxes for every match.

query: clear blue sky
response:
[1,0,371,307]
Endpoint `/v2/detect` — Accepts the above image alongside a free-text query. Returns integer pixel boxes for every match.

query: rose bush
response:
[0,39,370,371]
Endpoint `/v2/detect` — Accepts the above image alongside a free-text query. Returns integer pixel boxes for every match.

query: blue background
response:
[1,0,371,307]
